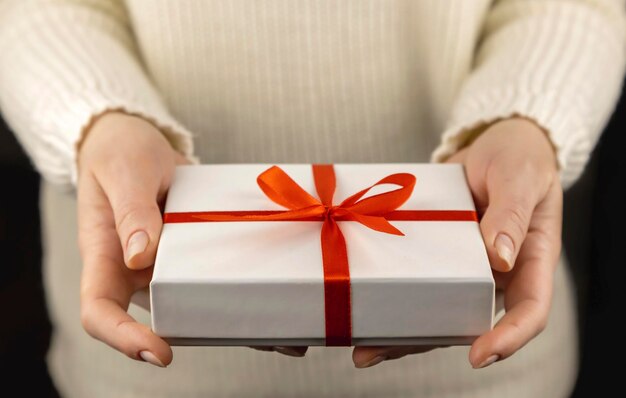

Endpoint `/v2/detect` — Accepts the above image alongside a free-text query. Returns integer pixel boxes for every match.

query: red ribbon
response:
[163,164,478,346]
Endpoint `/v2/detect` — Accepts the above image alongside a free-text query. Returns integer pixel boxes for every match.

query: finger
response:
[352,346,442,368]
[470,181,562,368]
[81,296,173,367]
[469,297,549,368]
[249,346,308,357]
[480,160,547,272]
[94,156,166,270]
[78,173,172,366]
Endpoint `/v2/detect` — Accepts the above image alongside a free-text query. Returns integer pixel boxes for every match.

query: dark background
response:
[0,117,58,396]
[0,84,623,395]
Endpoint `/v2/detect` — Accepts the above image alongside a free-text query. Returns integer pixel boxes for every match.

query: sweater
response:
[0,1,624,397]
[1,1,625,188]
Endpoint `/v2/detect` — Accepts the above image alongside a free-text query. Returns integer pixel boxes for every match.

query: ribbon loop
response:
[339,173,416,215]
[257,166,321,209]
[312,164,336,207]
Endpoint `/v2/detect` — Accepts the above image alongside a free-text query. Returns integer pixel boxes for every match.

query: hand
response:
[352,117,562,369]
[78,112,310,366]
[78,112,187,368]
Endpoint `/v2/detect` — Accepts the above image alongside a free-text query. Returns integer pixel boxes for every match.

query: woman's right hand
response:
[77,111,184,367]
[77,112,302,367]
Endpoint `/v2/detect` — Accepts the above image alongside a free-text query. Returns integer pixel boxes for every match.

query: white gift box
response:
[151,164,494,346]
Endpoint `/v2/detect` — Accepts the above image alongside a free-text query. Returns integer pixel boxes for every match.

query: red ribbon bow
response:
[164,164,478,346]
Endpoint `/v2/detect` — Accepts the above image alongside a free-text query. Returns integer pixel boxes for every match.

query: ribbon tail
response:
[345,212,405,236]
[320,218,352,346]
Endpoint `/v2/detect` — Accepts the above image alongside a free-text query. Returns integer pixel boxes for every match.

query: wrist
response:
[493,117,559,170]
[463,117,558,172]
[77,110,172,173]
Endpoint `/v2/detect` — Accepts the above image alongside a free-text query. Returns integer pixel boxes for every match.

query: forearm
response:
[0,0,194,187]
[432,0,626,189]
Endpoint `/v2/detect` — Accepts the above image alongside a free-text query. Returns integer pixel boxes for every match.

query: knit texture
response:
[0,1,624,397]
[1,1,624,188]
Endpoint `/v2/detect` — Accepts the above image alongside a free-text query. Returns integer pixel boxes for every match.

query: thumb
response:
[480,167,538,272]
[99,169,164,270]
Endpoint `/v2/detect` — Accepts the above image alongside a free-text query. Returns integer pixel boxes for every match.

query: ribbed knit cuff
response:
[27,89,197,187]
[0,0,197,188]
[431,88,588,188]
[68,99,198,185]
[431,1,626,190]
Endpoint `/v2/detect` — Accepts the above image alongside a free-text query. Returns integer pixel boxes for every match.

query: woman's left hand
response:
[352,117,563,369]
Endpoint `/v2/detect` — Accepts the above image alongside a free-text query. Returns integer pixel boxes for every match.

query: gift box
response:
[151,164,494,346]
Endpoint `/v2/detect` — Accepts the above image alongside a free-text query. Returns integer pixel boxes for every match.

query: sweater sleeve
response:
[0,0,195,187]
[431,0,626,189]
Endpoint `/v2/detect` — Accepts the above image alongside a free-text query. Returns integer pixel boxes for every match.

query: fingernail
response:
[355,355,387,369]
[495,234,514,270]
[274,346,305,357]
[127,231,149,262]
[475,354,499,369]
[139,351,165,368]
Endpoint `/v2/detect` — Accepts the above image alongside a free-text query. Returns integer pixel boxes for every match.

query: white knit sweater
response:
[1,0,625,188]
[1,1,625,397]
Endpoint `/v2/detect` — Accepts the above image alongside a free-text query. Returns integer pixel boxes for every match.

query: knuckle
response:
[116,320,141,358]
[535,305,550,334]
[536,318,548,334]
[115,201,160,234]
[506,318,524,336]
[505,203,531,238]
[80,307,96,338]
